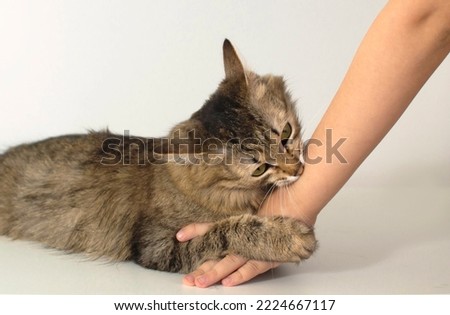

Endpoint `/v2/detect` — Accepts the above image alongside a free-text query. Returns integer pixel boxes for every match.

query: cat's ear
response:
[223,39,248,85]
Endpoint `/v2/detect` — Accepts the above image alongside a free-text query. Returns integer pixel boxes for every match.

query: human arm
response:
[260,0,450,223]
[178,0,450,287]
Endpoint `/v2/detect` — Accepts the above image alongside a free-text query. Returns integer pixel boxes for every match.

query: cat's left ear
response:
[223,39,248,85]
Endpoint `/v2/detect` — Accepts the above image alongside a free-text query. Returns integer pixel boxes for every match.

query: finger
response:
[176,222,214,242]
[183,260,219,286]
[194,255,248,288]
[222,261,281,287]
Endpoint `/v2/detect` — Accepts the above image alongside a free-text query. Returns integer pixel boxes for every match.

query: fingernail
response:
[196,276,207,286]
[184,274,195,284]
[176,231,184,241]
[222,277,233,286]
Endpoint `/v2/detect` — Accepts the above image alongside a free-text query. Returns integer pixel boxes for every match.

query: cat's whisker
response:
[257,183,277,214]
[278,186,285,217]
[285,183,295,204]
[271,187,282,215]
[285,182,314,226]
[284,185,291,217]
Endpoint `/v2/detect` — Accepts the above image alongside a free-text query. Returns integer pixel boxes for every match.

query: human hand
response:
[176,223,280,288]
[176,182,317,288]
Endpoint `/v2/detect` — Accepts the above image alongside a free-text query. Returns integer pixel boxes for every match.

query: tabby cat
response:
[0,40,316,273]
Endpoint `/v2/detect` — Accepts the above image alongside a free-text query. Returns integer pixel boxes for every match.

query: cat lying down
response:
[0,40,316,273]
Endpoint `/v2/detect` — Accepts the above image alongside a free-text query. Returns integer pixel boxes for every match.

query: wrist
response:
[258,179,319,227]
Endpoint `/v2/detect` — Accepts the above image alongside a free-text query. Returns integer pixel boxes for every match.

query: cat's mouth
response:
[275,175,300,187]
[274,163,304,187]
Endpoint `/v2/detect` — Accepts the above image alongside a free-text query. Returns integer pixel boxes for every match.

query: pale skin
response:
[176,0,450,288]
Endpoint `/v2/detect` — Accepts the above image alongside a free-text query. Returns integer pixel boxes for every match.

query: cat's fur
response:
[0,40,316,273]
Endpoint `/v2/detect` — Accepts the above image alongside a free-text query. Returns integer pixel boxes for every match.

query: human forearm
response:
[260,0,450,224]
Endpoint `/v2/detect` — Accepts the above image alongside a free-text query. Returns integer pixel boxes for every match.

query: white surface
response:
[0,0,449,294]
[1,179,449,294]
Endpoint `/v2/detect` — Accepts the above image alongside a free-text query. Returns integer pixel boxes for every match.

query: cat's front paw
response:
[226,215,317,263]
[271,217,317,262]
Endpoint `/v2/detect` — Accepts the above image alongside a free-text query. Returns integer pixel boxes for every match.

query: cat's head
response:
[169,39,304,194]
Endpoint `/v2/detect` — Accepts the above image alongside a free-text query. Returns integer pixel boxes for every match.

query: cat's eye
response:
[281,122,292,146]
[252,164,269,177]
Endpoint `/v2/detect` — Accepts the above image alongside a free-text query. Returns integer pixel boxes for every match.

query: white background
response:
[1,0,449,186]
[0,0,449,294]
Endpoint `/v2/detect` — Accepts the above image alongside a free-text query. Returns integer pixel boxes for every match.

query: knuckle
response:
[198,260,216,271]
[246,260,267,274]
[226,254,247,265]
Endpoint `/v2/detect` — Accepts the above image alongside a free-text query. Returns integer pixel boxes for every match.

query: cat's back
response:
[1,132,106,168]
[0,131,143,259]
[0,132,107,202]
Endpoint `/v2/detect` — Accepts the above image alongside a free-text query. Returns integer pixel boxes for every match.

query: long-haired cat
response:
[0,40,316,273]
